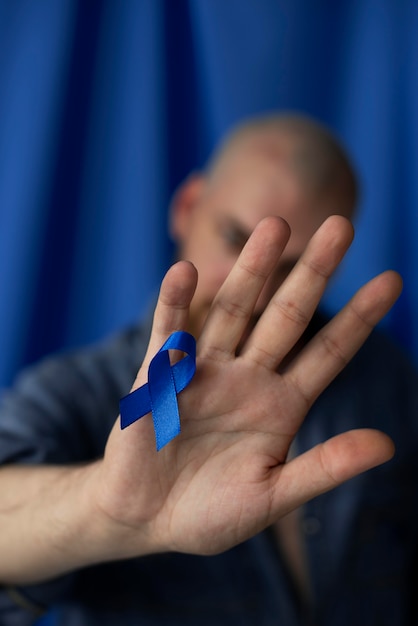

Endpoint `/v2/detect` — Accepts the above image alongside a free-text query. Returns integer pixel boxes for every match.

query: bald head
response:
[206,113,358,219]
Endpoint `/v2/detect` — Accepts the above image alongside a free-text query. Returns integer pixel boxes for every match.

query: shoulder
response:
[348,328,418,397]
[319,323,418,447]
[0,315,153,464]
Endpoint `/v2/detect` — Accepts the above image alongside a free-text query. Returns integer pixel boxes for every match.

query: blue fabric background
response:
[0,0,417,391]
[0,2,416,624]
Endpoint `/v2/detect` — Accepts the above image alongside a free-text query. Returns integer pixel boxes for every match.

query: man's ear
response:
[169,172,206,242]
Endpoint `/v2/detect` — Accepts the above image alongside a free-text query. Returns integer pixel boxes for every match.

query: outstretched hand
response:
[97,215,401,560]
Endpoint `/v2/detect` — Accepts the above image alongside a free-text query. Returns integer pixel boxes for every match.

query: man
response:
[0,114,416,626]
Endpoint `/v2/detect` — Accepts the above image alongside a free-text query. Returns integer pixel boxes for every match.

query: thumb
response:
[273,429,395,514]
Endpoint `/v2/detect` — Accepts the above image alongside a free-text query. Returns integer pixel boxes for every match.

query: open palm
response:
[98,216,400,559]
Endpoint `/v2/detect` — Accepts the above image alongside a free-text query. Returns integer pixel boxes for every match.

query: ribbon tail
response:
[148,350,180,450]
[120,384,151,428]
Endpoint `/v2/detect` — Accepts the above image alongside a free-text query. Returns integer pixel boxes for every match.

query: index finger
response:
[198,216,290,359]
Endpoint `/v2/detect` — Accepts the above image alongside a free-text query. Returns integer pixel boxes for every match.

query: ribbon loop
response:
[120,331,196,450]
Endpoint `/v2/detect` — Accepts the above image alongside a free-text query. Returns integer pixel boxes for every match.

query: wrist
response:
[86,460,164,563]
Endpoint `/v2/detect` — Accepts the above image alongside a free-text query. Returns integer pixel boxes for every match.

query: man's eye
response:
[221,228,247,251]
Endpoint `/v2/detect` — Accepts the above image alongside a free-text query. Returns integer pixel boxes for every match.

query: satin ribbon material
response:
[120,331,196,450]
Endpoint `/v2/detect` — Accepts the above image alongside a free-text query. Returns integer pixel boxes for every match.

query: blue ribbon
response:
[119,331,196,450]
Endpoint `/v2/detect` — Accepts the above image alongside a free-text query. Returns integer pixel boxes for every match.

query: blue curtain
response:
[0,0,417,390]
[0,1,416,624]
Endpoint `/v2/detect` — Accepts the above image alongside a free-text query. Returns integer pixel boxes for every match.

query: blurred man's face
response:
[171,146,346,338]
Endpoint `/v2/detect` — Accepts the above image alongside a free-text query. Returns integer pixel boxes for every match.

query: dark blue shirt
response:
[1,313,417,625]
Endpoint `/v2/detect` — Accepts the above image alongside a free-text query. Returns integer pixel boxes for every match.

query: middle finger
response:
[198,216,291,358]
[240,215,354,370]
